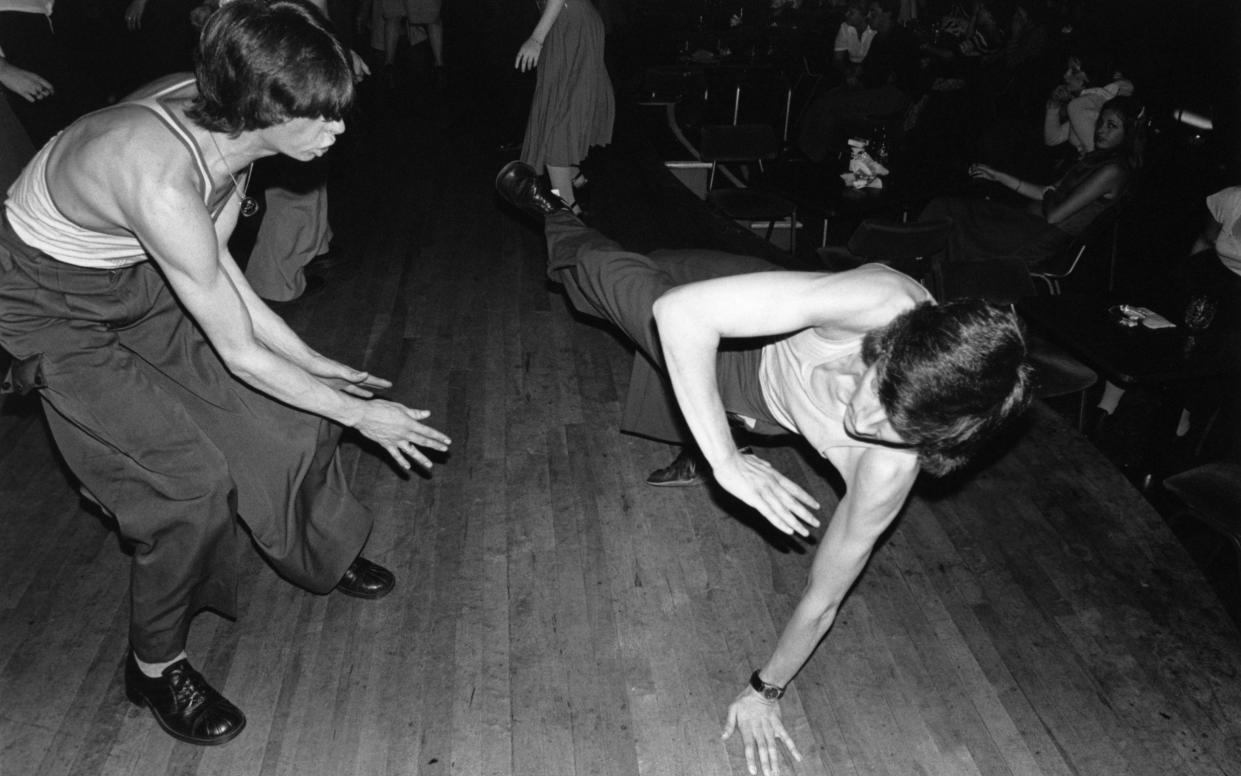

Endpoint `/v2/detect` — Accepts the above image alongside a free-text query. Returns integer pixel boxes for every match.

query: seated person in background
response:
[1188,186,1241,322]
[832,0,876,79]
[1093,184,1241,435]
[921,94,1143,275]
[921,0,1007,78]
[495,159,1032,776]
[1043,48,1135,160]
[798,0,923,162]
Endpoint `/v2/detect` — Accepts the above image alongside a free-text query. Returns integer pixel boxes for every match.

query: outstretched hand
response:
[353,400,451,472]
[723,690,802,776]
[711,450,820,537]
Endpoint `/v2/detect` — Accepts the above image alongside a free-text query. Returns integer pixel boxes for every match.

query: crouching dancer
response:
[495,161,1031,776]
[0,0,450,746]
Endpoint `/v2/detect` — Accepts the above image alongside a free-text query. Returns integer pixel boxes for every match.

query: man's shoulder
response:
[833,264,931,304]
[121,73,199,103]
[807,265,929,338]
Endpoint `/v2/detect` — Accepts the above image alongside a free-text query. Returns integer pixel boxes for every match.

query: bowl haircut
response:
[187,0,355,135]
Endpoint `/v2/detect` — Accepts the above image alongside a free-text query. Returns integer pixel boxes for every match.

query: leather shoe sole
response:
[335,556,396,599]
[124,652,246,746]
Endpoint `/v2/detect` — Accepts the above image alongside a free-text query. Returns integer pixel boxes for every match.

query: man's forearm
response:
[226,341,363,424]
[759,594,845,688]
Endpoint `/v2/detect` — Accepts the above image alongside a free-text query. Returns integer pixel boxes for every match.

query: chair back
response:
[1030,197,1127,294]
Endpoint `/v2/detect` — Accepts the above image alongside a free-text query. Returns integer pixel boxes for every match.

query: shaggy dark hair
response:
[187,0,354,135]
[861,299,1032,476]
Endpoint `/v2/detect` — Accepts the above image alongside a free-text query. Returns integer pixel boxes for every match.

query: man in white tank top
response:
[497,160,1032,776]
[0,0,450,746]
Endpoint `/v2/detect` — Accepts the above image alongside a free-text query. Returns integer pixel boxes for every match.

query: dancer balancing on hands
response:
[495,160,1032,776]
[0,0,450,746]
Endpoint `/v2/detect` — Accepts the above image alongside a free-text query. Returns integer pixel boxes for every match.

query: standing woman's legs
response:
[426,16,444,67]
[547,165,577,210]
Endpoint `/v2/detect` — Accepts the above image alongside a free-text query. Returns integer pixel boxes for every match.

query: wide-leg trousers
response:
[0,224,372,661]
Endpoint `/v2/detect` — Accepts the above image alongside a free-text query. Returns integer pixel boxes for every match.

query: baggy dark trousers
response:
[0,223,372,661]
[542,212,788,443]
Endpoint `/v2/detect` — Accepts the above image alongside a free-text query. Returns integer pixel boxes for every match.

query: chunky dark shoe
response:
[495,161,570,219]
[124,652,246,746]
[335,556,395,599]
[646,447,707,487]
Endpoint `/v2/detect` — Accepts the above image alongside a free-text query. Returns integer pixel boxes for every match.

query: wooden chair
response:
[699,123,799,254]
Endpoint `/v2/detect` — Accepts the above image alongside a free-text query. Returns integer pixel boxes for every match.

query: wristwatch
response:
[748,670,785,701]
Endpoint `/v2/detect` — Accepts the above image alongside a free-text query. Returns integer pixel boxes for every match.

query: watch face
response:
[761,685,782,701]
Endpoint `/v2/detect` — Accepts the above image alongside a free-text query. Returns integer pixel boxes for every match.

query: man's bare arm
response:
[652,269,922,534]
[723,448,919,776]
[125,182,449,469]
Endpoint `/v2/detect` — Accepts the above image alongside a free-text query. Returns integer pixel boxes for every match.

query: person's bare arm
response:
[1042,163,1126,225]
[653,270,919,535]
[515,0,566,72]
[209,186,388,397]
[1043,86,1072,146]
[123,176,449,470]
[969,162,1048,201]
[722,448,919,776]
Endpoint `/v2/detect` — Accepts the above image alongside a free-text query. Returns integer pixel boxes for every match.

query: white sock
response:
[136,651,189,678]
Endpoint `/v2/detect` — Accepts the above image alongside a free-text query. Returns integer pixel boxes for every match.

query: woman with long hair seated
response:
[921,94,1144,274]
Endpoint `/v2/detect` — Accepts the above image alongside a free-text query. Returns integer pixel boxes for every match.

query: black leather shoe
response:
[335,556,395,599]
[646,447,706,487]
[495,160,570,219]
[124,652,246,746]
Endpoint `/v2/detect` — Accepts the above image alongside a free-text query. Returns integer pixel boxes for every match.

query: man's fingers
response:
[384,445,412,471]
[407,421,451,449]
[721,708,737,740]
[743,740,758,776]
[777,727,802,762]
[756,737,775,776]
[402,445,433,471]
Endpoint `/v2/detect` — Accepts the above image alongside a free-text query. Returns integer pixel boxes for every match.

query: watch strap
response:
[748,670,785,701]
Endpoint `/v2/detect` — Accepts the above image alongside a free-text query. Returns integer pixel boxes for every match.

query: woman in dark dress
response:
[921,95,1144,270]
[514,0,615,214]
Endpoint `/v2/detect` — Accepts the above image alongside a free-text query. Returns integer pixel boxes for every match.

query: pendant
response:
[239,197,260,218]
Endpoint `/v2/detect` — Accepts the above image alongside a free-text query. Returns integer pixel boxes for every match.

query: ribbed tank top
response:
[4,78,218,269]
[758,264,931,457]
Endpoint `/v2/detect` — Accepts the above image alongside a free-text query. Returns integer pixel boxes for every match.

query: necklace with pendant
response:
[207,132,259,217]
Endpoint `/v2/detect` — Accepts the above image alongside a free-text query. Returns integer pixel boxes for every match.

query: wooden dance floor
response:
[3,56,1241,776]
